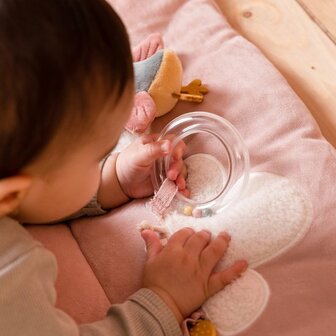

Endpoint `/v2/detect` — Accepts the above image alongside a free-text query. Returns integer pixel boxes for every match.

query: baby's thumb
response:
[141,229,164,259]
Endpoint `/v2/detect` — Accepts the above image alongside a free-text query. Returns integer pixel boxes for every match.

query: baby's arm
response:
[64,134,187,221]
[96,153,130,209]
[0,218,181,336]
[96,134,188,210]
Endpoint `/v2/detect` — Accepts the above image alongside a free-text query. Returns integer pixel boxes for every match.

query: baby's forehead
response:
[62,86,133,149]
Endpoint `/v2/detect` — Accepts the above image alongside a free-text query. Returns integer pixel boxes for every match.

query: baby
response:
[0,0,247,335]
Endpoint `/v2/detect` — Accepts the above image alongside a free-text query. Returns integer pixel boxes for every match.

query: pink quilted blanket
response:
[27,0,336,335]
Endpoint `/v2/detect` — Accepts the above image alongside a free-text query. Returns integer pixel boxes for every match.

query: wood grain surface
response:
[215,0,336,147]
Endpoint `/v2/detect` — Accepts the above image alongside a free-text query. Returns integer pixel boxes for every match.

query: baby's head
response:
[0,0,134,222]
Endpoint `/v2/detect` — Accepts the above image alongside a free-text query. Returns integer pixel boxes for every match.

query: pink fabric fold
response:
[26,224,110,323]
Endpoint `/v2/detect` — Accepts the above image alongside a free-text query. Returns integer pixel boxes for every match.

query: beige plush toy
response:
[125,34,208,134]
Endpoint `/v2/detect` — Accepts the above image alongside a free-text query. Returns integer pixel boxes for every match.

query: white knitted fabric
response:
[165,172,313,269]
[203,269,270,336]
[184,153,226,202]
[160,155,313,335]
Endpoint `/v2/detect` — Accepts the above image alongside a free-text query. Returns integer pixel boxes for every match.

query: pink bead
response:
[192,208,202,218]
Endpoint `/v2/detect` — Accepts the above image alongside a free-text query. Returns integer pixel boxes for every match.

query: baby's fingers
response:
[167,160,182,180]
[167,159,187,181]
[208,260,248,296]
[141,133,160,144]
[175,174,186,190]
[134,136,172,167]
[200,232,231,273]
[166,227,194,248]
[171,140,187,161]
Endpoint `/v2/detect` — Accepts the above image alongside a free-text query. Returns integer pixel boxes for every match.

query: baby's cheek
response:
[43,170,100,222]
[76,167,101,206]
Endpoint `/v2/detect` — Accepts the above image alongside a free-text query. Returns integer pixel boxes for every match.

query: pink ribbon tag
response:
[148,178,178,217]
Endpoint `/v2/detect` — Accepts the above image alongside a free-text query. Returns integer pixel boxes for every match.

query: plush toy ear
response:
[124,34,164,134]
[125,91,156,134]
[132,33,164,62]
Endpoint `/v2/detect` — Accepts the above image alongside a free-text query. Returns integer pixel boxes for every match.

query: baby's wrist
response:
[97,154,130,209]
[147,286,184,324]
[114,153,131,199]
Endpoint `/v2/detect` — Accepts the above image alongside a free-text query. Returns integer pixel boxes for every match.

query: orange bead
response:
[189,320,217,336]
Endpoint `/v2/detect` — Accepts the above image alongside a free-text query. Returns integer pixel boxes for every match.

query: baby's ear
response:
[0,176,32,217]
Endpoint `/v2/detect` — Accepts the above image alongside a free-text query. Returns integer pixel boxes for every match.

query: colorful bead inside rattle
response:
[180,153,224,218]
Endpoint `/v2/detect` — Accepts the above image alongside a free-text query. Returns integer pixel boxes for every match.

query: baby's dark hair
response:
[0,0,133,179]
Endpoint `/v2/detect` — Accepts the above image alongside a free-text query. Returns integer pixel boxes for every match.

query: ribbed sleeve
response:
[0,217,182,336]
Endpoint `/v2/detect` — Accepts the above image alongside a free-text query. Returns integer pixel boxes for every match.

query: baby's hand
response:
[116,134,189,199]
[141,228,248,323]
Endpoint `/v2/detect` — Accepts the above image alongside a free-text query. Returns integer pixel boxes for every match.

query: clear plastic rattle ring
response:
[151,111,250,216]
